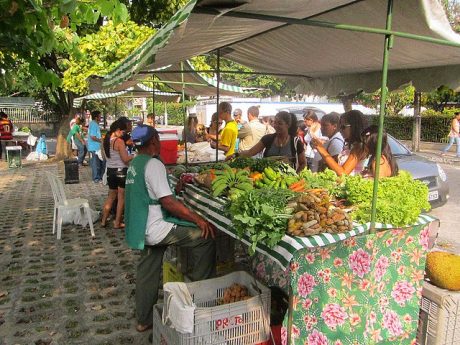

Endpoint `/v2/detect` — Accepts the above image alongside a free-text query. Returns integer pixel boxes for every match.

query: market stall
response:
[168,159,439,344]
[94,1,459,343]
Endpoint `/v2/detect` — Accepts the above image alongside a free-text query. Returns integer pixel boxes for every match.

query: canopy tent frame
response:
[97,1,460,343]
[141,0,460,231]
[152,2,455,230]
[100,0,460,231]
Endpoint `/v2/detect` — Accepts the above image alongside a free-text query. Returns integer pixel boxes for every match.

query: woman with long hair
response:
[237,111,307,172]
[312,110,398,178]
[360,125,398,178]
[312,110,366,175]
[101,119,134,229]
[183,115,199,143]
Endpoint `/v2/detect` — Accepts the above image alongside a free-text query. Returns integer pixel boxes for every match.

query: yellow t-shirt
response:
[220,120,238,157]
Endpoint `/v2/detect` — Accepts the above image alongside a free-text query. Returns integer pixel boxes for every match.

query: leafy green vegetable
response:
[343,171,430,226]
[197,162,228,173]
[225,188,295,254]
[299,168,344,196]
[227,157,284,173]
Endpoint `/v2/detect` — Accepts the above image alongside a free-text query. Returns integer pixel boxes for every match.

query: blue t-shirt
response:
[87,120,101,152]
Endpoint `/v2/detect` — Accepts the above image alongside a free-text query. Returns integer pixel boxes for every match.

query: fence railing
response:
[0,105,60,124]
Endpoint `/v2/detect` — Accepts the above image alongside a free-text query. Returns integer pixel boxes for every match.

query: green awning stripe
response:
[185,60,251,93]
[135,84,180,95]
[73,84,180,107]
[73,89,131,107]
[102,0,197,89]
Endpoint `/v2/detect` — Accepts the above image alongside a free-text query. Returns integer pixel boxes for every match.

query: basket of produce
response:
[152,271,271,345]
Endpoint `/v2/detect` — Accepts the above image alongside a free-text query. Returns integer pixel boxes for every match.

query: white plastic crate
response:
[417,281,460,345]
[153,271,271,345]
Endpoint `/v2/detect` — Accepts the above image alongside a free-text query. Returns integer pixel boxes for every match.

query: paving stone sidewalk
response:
[0,161,150,345]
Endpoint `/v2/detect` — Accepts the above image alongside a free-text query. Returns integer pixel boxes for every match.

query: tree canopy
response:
[124,0,187,26]
[0,0,128,88]
[63,21,154,95]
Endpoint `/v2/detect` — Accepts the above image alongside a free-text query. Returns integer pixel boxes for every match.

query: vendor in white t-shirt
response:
[124,124,216,333]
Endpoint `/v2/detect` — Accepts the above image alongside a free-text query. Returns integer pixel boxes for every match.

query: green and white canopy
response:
[130,60,257,96]
[98,0,460,95]
[73,84,181,108]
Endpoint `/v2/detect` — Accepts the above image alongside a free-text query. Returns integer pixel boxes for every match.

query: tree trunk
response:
[55,114,73,161]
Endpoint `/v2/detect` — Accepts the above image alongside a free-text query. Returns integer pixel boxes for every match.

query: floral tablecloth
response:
[171,177,438,344]
[251,221,438,345]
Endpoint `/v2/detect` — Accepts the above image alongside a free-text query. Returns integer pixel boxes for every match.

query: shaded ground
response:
[0,160,149,345]
[0,148,458,344]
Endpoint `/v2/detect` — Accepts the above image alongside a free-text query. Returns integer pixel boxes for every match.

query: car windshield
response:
[387,135,411,155]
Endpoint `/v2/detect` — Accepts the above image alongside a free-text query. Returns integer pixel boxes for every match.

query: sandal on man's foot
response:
[136,324,152,332]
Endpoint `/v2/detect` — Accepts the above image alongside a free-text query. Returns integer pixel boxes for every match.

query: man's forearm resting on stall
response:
[160,195,203,224]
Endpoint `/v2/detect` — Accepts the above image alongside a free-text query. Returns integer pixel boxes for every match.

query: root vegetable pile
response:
[219,283,250,305]
[287,189,353,237]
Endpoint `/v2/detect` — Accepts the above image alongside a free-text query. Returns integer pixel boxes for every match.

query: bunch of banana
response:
[254,167,299,190]
[212,166,253,197]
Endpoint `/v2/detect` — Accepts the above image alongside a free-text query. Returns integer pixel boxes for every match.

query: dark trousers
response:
[135,225,216,326]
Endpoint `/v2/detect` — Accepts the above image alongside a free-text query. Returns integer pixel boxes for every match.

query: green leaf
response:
[113,3,129,24]
[99,0,115,16]
[60,0,78,15]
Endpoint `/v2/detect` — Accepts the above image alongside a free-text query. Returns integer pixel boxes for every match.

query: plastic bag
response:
[61,208,100,226]
[162,282,196,334]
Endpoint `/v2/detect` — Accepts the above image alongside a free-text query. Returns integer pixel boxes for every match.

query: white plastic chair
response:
[46,174,95,240]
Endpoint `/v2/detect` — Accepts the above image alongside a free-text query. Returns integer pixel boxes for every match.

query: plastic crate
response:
[417,281,460,345]
[152,271,271,345]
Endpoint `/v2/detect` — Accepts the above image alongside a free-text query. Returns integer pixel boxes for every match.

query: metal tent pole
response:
[151,74,155,124]
[370,0,393,232]
[215,49,221,163]
[181,61,188,167]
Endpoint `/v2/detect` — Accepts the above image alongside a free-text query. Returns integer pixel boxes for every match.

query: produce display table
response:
[173,176,439,345]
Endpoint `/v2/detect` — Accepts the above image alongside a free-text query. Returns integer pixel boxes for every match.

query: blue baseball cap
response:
[131,125,157,146]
